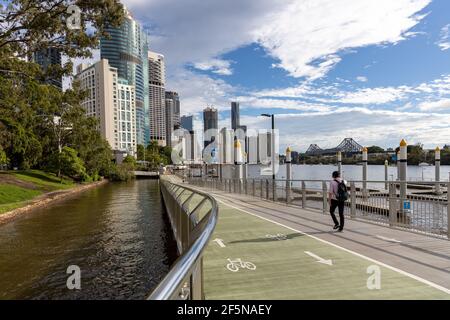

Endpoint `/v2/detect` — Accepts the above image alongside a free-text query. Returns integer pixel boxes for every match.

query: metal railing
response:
[147,180,218,300]
[189,177,449,239]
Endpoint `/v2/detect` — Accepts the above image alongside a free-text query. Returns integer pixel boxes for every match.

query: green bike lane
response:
[203,199,450,300]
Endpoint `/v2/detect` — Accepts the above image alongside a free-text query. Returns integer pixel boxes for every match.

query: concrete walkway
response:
[183,182,450,299]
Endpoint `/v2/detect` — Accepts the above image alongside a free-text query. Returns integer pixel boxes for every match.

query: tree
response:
[0,146,8,166]
[367,146,385,154]
[57,146,86,181]
[123,155,136,170]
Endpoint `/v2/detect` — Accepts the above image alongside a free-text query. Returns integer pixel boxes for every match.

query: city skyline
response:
[114,0,450,151]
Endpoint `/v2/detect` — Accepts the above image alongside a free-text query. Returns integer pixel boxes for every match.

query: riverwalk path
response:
[173,178,450,299]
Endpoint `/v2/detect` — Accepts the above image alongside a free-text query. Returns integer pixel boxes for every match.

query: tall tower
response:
[100,7,149,146]
[231,102,240,131]
[165,91,181,129]
[32,47,62,89]
[203,107,218,149]
[148,51,166,146]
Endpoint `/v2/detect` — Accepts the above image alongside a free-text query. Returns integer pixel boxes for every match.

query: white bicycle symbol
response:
[266,233,288,241]
[226,258,256,272]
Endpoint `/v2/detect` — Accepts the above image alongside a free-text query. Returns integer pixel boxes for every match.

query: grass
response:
[0,170,76,215]
[0,184,42,214]
[12,170,74,191]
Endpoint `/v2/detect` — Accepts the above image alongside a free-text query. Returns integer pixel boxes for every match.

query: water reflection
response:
[0,180,177,300]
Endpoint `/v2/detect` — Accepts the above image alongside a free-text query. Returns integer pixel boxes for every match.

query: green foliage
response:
[0,147,8,165]
[367,146,385,154]
[109,163,135,182]
[58,146,87,181]
[123,155,137,170]
[136,143,173,170]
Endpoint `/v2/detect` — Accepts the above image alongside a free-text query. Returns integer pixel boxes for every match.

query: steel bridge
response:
[306,138,363,156]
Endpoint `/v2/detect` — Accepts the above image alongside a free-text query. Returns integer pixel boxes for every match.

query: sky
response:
[93,0,450,151]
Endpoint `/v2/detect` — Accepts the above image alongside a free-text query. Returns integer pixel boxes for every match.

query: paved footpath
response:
[182,182,450,300]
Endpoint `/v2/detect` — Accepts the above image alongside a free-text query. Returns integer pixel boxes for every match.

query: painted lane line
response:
[304,251,333,266]
[213,238,226,248]
[211,194,450,295]
[376,235,402,243]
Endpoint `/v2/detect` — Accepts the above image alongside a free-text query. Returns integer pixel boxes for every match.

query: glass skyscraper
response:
[100,7,149,146]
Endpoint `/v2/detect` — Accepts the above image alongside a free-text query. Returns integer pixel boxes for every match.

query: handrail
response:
[147,180,218,300]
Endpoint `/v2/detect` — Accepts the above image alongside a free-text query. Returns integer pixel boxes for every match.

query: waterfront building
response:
[203,107,218,149]
[32,47,62,89]
[100,7,149,146]
[75,59,136,156]
[148,51,167,147]
[165,98,174,148]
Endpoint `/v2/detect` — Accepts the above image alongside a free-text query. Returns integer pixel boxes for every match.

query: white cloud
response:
[356,76,368,82]
[241,108,450,151]
[125,0,430,80]
[336,86,409,104]
[419,99,450,111]
[253,0,430,79]
[437,24,450,51]
[193,59,233,76]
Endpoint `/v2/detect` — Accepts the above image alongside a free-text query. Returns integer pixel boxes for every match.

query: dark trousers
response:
[330,199,345,229]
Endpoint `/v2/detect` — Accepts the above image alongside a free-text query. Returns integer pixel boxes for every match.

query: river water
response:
[0,180,177,300]
[249,164,450,182]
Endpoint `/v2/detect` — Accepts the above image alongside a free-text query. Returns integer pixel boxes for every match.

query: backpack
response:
[335,179,348,202]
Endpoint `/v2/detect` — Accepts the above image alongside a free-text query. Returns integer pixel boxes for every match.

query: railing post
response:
[286,149,292,205]
[384,160,389,190]
[252,179,256,197]
[350,182,356,218]
[322,181,328,215]
[260,180,263,198]
[190,259,203,300]
[272,180,277,202]
[447,182,450,239]
[266,180,269,200]
[389,182,397,226]
[435,147,441,194]
[302,181,306,209]
[362,147,368,200]
[399,139,408,210]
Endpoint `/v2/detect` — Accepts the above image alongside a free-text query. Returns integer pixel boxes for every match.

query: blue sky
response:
[124,1,450,150]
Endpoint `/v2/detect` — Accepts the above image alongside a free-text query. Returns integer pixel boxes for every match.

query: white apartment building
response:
[75,59,137,156]
[148,51,166,146]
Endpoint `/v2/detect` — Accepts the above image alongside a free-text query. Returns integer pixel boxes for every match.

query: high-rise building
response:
[166,91,181,129]
[32,47,62,89]
[148,51,166,146]
[181,115,194,132]
[203,107,218,148]
[100,7,149,146]
[164,98,174,148]
[231,102,240,131]
[75,59,137,156]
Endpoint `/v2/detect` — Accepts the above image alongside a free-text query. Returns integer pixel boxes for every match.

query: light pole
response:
[261,114,276,198]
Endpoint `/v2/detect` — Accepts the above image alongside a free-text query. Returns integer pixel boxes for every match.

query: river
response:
[249,164,450,182]
[0,179,177,300]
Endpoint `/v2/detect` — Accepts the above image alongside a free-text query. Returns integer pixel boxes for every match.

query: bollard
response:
[322,181,328,215]
[350,182,356,218]
[337,151,342,176]
[399,139,408,210]
[362,147,368,199]
[384,160,389,190]
[435,147,441,194]
[302,181,306,209]
[286,147,292,204]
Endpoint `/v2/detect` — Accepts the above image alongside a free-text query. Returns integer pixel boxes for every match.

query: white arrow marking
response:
[376,235,402,243]
[213,239,226,248]
[304,251,333,266]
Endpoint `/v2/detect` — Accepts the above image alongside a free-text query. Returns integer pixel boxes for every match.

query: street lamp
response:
[261,114,276,183]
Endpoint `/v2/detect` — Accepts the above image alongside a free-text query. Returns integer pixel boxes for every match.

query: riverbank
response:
[0,170,108,226]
